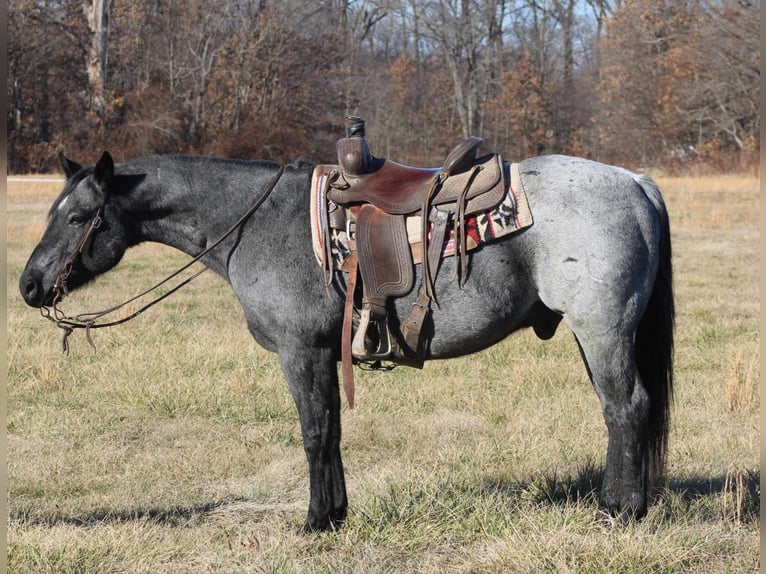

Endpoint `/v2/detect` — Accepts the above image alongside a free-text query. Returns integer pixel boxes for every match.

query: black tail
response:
[634,175,674,479]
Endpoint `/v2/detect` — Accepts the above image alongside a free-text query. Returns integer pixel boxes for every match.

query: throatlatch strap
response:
[341,251,358,408]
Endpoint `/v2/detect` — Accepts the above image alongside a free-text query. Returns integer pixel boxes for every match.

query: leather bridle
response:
[41,164,286,353]
[52,209,103,303]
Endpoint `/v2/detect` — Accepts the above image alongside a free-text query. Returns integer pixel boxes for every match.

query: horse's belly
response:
[392,246,538,359]
[426,314,523,358]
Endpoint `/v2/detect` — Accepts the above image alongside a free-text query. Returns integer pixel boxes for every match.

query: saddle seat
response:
[339,160,438,212]
[331,136,502,215]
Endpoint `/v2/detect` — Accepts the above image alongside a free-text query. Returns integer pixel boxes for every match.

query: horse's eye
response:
[67,213,88,226]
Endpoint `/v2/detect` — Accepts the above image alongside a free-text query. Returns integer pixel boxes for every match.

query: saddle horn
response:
[337,116,373,176]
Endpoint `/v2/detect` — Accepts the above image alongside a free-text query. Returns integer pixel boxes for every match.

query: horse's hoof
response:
[301,519,329,534]
[301,510,346,534]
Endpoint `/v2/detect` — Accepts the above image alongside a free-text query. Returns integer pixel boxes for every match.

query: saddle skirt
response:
[310,161,533,273]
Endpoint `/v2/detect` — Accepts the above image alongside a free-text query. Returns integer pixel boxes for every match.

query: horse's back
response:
[518,154,658,223]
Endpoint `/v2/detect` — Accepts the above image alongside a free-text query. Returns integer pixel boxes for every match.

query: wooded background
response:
[7,0,760,173]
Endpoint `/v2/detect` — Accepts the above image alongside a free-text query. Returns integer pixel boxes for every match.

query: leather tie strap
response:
[420,172,447,306]
[453,164,481,286]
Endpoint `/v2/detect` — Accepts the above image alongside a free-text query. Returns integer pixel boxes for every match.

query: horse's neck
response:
[121,156,274,274]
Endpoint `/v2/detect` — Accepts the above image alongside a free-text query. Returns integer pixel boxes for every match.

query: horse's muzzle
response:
[19,268,49,308]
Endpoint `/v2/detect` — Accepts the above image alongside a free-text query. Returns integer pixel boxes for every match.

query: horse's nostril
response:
[20,272,43,307]
[25,278,38,297]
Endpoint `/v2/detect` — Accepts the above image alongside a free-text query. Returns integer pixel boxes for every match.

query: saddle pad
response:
[310,163,533,271]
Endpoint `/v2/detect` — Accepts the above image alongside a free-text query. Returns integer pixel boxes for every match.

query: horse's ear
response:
[58,152,82,178]
[92,151,114,195]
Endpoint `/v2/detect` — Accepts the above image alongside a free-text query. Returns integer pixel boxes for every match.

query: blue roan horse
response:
[20,150,673,531]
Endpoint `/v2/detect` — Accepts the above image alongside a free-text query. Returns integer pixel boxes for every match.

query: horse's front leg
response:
[278,343,347,532]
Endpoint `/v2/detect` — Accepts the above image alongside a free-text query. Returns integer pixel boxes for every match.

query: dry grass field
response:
[6,170,760,573]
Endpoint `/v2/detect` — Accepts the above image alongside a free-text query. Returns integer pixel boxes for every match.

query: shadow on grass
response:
[480,463,760,523]
[668,469,759,500]
[478,460,604,508]
[8,497,288,528]
[663,468,760,522]
[10,468,759,529]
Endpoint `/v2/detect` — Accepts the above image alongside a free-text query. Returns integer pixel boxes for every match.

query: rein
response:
[42,164,286,353]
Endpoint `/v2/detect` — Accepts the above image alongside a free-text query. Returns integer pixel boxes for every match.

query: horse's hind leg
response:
[278,344,347,532]
[574,331,650,522]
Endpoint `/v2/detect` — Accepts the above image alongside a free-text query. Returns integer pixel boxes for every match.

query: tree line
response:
[7,0,760,173]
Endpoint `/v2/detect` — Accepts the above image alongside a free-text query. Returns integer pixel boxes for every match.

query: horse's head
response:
[20,151,131,307]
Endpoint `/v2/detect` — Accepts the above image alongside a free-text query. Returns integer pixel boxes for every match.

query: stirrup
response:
[351,305,393,361]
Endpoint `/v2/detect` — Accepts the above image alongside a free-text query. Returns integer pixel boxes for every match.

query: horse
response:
[19,149,674,531]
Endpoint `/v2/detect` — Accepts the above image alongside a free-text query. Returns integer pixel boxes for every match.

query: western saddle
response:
[321,116,508,407]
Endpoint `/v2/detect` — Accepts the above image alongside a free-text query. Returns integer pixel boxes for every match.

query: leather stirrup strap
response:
[402,208,449,354]
[341,251,358,408]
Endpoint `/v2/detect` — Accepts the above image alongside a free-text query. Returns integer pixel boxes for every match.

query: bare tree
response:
[680,0,760,152]
[7,0,759,171]
[8,0,92,170]
[335,0,389,113]
[83,0,112,118]
[419,0,507,138]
